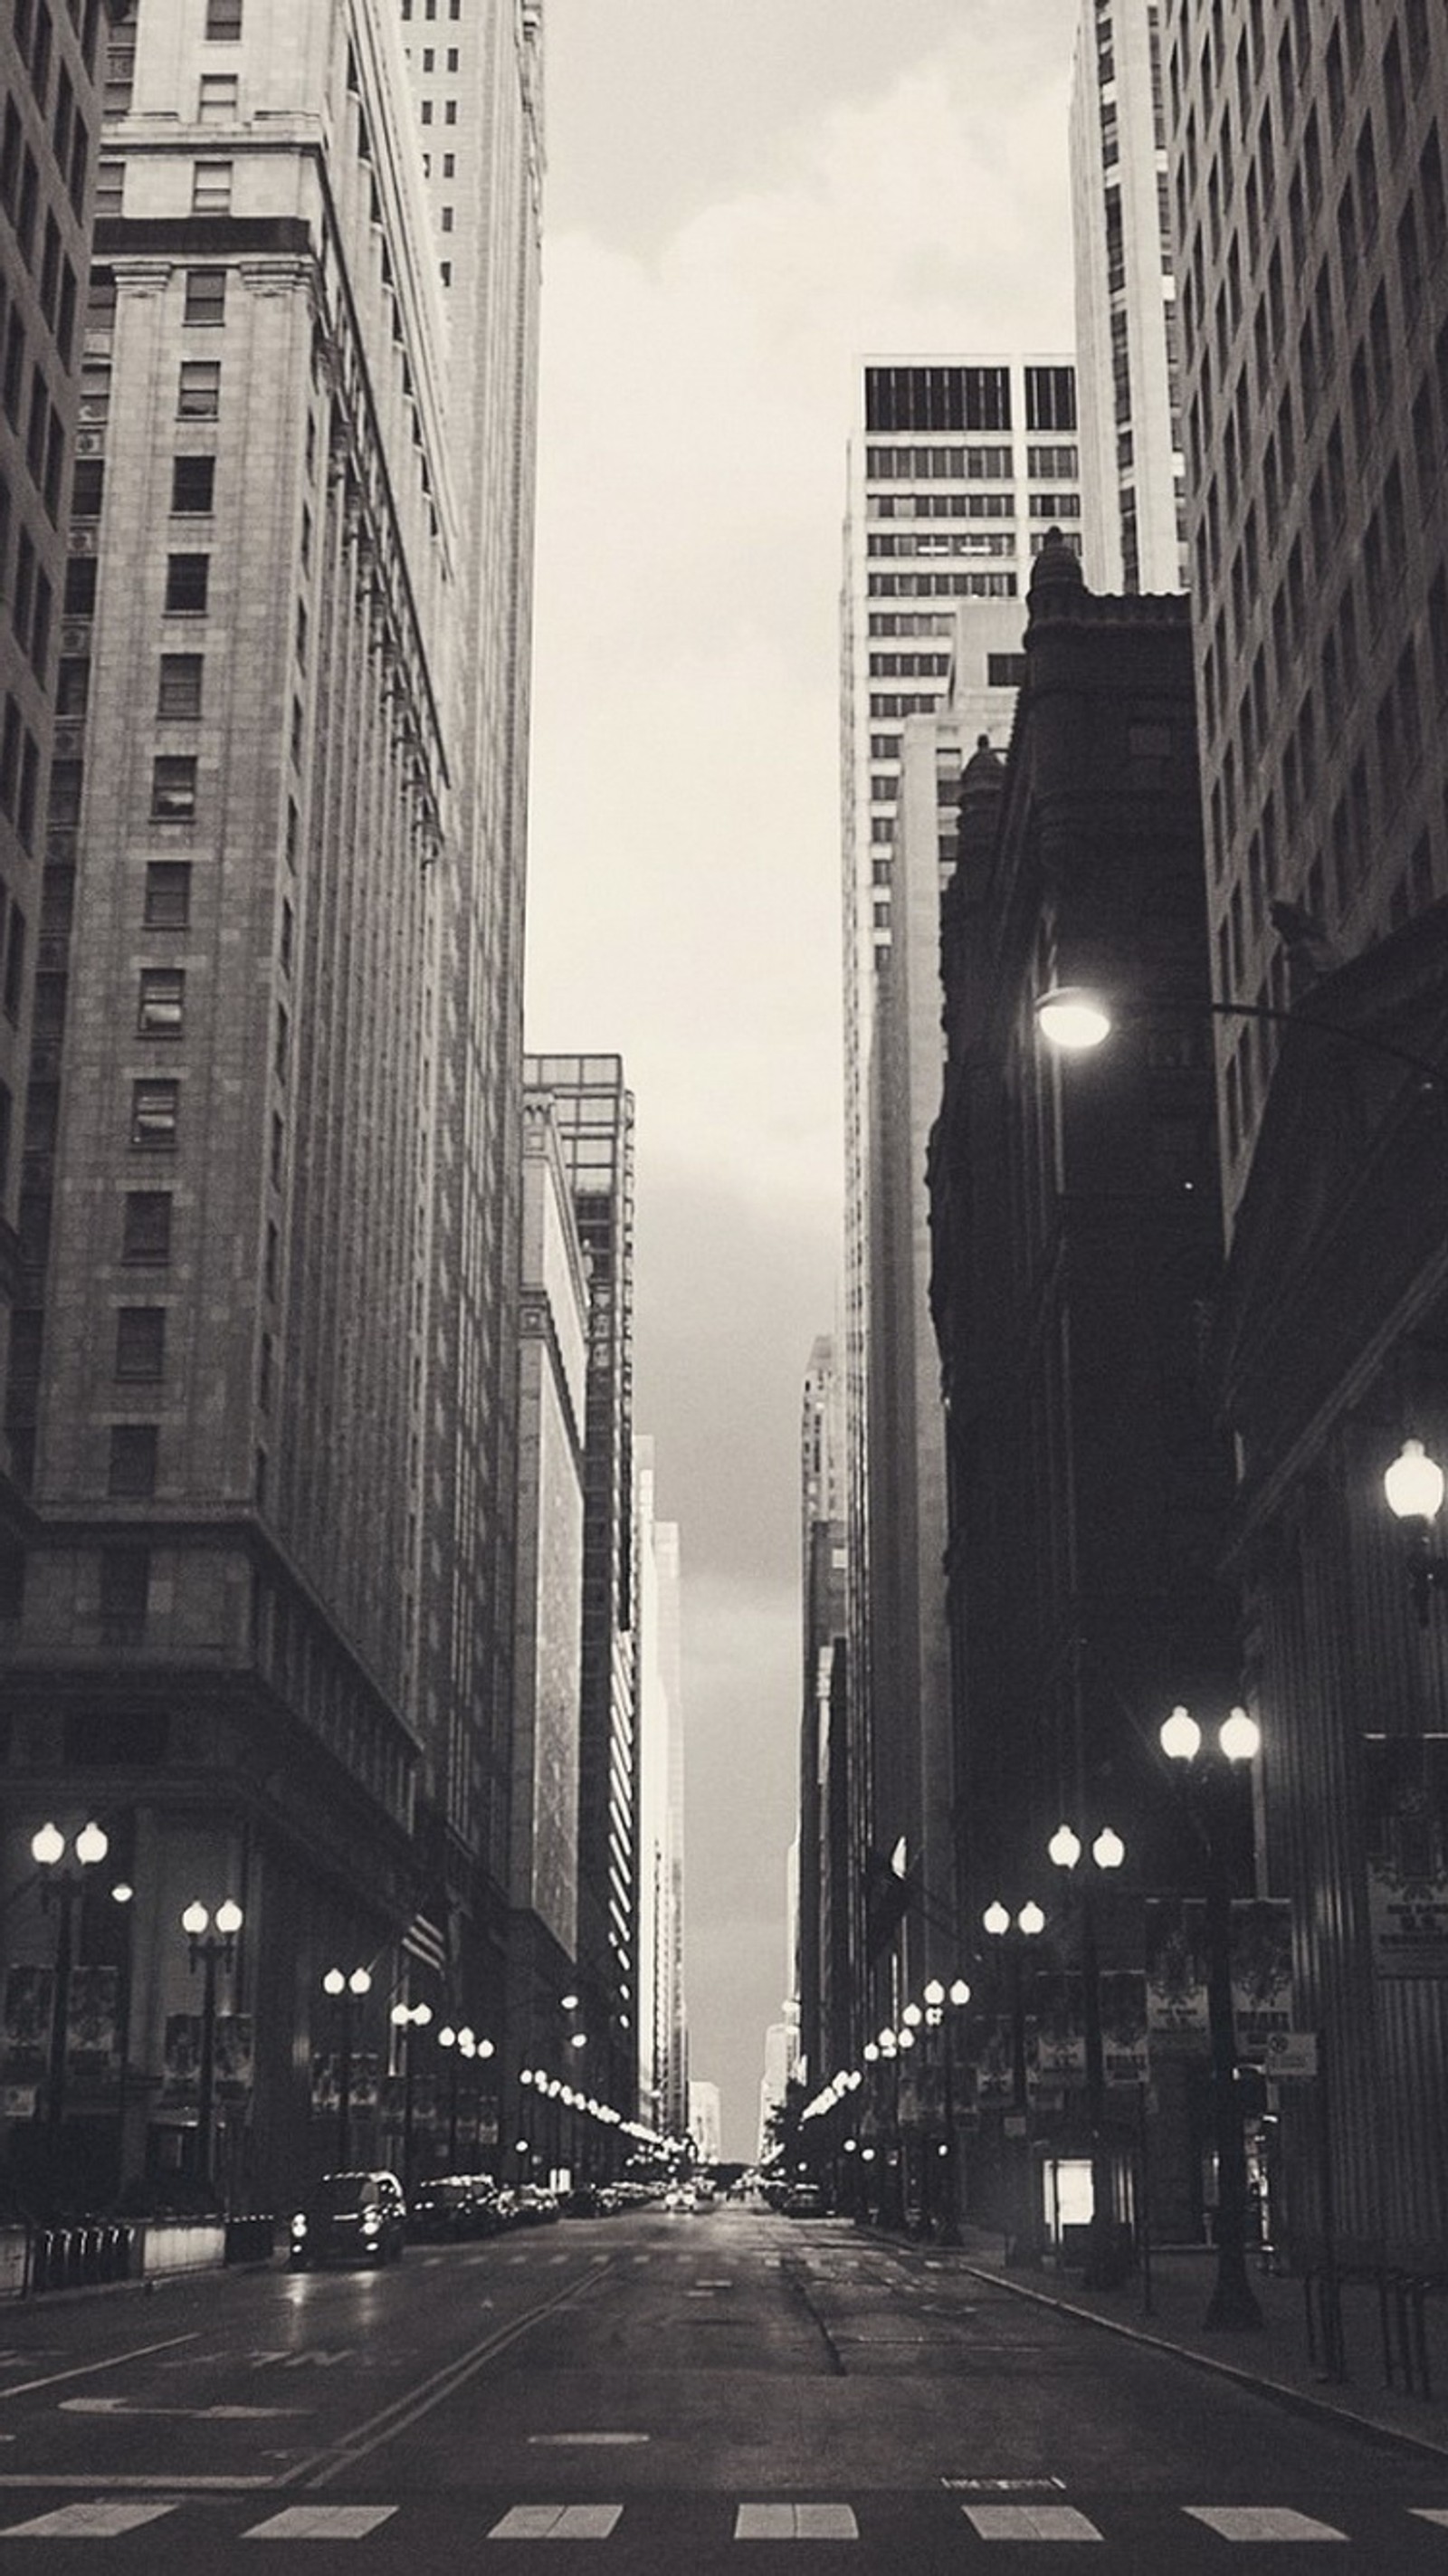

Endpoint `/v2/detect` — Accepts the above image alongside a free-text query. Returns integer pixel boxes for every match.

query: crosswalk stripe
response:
[735,2504,858,2539]
[0,2504,178,2538]
[488,2505,623,2540]
[961,2504,1103,2542]
[1414,2512,1448,2529]
[1184,2507,1348,2542]
[243,2506,399,2540]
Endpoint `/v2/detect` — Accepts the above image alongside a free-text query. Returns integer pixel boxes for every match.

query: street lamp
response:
[181,1898,243,2198]
[920,1974,972,2245]
[322,1966,372,2169]
[30,1821,109,2143]
[1035,982,1448,1092]
[1048,1818,1126,2287]
[389,2000,433,2196]
[1383,1437,1448,1625]
[1160,1703,1264,2333]
[983,1900,1046,2262]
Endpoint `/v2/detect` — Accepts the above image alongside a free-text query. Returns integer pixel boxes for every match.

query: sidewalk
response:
[913,2226,1448,2460]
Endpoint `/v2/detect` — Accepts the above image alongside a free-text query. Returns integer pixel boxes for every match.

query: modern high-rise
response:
[0,0,543,2210]
[0,0,110,1579]
[839,358,1079,2025]
[796,1333,847,2088]
[1165,0,1448,2256]
[1071,0,1188,593]
[523,1052,638,2120]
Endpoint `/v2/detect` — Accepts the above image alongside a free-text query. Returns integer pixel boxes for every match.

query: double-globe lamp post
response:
[322,1967,372,2170]
[389,2001,433,2197]
[1047,1822,1126,2288]
[920,1976,971,2244]
[180,1898,243,2196]
[30,1820,110,2143]
[1160,1702,1264,2332]
[983,1900,1045,2260]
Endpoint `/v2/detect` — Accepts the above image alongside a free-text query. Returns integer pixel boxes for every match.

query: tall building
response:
[507,1088,588,2100]
[0,0,542,2211]
[1166,0,1448,2256]
[0,0,110,1585]
[839,358,1079,2027]
[796,1334,847,2088]
[633,1437,686,2142]
[1071,0,1188,593]
[523,1053,637,2120]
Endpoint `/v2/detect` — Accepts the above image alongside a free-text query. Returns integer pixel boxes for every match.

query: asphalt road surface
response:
[0,2204,1442,2570]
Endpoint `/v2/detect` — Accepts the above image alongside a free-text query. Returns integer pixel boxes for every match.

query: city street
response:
[0,2207,1442,2568]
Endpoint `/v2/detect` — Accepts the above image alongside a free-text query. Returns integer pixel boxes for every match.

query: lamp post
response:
[983,1900,1045,2259]
[921,1975,972,2244]
[30,1821,109,2144]
[322,1966,372,2169]
[1383,1437,1448,1625]
[1035,981,1448,1097]
[1048,1821,1126,2287]
[180,1899,243,2197]
[1160,1703,1264,2332]
[389,2000,433,2196]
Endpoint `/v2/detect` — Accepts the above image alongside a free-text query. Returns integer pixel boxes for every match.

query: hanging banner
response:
[1364,1737,1448,1977]
[970,2016,1014,2108]
[160,2012,202,2104]
[66,1968,119,2094]
[1031,1972,1085,2082]
[214,2015,253,2102]
[1099,1970,1148,2086]
[350,2051,380,2111]
[2,1964,53,2081]
[311,2051,338,2114]
[1231,1898,1294,2056]
[1144,1897,1210,2042]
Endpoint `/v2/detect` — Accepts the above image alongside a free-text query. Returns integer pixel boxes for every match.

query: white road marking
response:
[736,2504,858,2540]
[0,2333,198,2401]
[528,2434,651,2447]
[1414,2510,1448,2528]
[61,2399,302,2420]
[1185,2508,1348,2542]
[488,2504,623,2539]
[961,2504,1104,2541]
[243,2505,399,2540]
[0,2502,178,2538]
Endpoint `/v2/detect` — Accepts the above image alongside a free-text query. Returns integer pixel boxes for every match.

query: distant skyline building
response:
[524,1052,638,2120]
[634,1436,687,2143]
[1071,0,1187,593]
[839,357,1079,2036]
[0,0,543,2208]
[688,2079,720,2169]
[796,1334,847,2088]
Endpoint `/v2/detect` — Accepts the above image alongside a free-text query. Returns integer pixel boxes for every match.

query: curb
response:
[957,2259,1448,2466]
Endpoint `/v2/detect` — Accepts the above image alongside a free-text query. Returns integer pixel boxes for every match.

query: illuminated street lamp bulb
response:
[1386,1436,1446,1522]
[519,2066,534,2086]
[949,1978,972,2006]
[75,1822,109,1867]
[215,1900,243,1938]
[1017,1903,1045,1939]
[323,1969,346,1996]
[181,1903,210,1938]
[560,1992,580,2010]
[570,2031,587,2049]
[390,2002,411,2027]
[111,1884,134,1905]
[30,1822,64,1869]
[457,2027,475,2051]
[922,1980,945,2008]
[896,2027,916,2049]
[863,2043,879,2063]
[1093,1827,1126,1872]
[1219,1706,1262,1764]
[983,1901,1010,1938]
[1160,1703,1202,1762]
[477,2038,495,2059]
[437,2026,455,2048]
[901,2003,922,2027]
[348,1968,372,1997]
[1036,984,1113,1053]
[1048,1824,1081,1870]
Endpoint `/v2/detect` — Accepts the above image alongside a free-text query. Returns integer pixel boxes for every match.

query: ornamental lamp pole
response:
[1048,1821,1126,2288]
[389,2000,433,2197]
[1383,1437,1448,1625]
[322,1966,372,2169]
[984,1899,1045,2261]
[31,1821,109,2144]
[181,1897,243,2195]
[1160,1703,1264,2333]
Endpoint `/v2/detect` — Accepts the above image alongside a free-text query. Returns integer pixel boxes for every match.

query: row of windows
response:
[863,364,1076,435]
[866,612,955,638]
[71,453,214,520]
[867,571,1020,599]
[867,652,949,678]
[870,491,1015,520]
[0,100,80,368]
[866,531,1015,559]
[0,281,66,524]
[865,444,1013,482]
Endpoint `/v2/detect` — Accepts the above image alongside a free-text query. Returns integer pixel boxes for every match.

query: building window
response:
[114,1306,165,1380]
[129,1079,178,1149]
[177,359,220,418]
[205,0,243,34]
[1025,365,1078,432]
[191,157,232,213]
[55,654,89,716]
[98,1545,149,1637]
[48,756,81,825]
[157,654,202,720]
[150,756,196,821]
[121,1189,172,1262]
[164,553,209,613]
[170,454,214,514]
[182,267,226,326]
[197,72,238,120]
[107,1422,157,1498]
[71,455,103,518]
[143,861,192,928]
[137,966,185,1034]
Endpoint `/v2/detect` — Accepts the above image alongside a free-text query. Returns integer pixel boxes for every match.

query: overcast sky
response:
[524,0,1081,2159]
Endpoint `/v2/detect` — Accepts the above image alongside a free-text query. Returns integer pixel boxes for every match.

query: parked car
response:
[289,2171,406,2268]
[662,2181,697,2213]
[408,2177,474,2242]
[515,2183,560,2226]
[781,2181,829,2218]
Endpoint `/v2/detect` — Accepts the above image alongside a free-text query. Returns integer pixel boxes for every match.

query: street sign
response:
[1263,2029,1318,2079]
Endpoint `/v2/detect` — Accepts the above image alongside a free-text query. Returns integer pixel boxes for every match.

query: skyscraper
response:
[634,1436,686,2142]
[1071,0,1188,593]
[839,358,1078,2021]
[523,1052,638,2119]
[0,0,543,2209]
